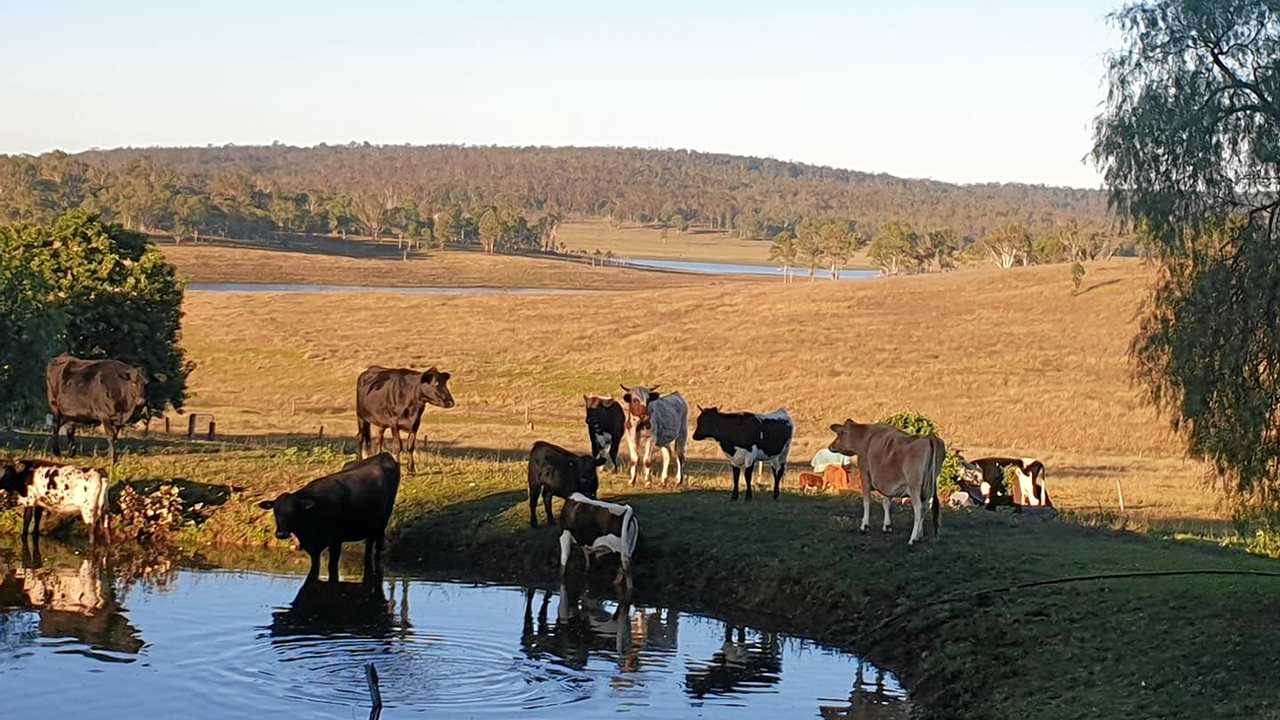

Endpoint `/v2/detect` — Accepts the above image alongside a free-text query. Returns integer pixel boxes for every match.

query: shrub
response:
[878,410,961,498]
[116,484,184,542]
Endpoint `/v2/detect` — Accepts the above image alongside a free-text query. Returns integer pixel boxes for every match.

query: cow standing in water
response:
[356,366,455,474]
[692,407,794,501]
[621,385,688,486]
[828,419,944,545]
[1,460,111,544]
[46,354,147,466]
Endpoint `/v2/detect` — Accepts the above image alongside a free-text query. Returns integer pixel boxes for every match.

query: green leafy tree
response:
[3,211,192,417]
[795,219,827,281]
[921,228,962,271]
[981,223,1031,269]
[821,219,864,280]
[1093,0,1280,504]
[768,230,799,283]
[0,233,59,420]
[869,220,919,276]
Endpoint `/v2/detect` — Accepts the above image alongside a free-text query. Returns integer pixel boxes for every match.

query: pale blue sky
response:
[0,1,1121,188]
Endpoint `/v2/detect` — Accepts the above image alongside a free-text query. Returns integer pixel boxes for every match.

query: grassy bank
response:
[3,438,1278,720]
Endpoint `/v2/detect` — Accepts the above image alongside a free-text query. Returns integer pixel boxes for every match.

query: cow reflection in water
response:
[819,661,911,720]
[0,539,143,660]
[520,580,680,676]
[684,625,783,698]
[269,574,410,639]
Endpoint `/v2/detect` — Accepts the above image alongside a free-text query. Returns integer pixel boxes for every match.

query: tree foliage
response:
[0,211,192,419]
[1093,0,1280,504]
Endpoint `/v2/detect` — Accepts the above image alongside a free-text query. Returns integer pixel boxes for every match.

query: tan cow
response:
[828,419,945,544]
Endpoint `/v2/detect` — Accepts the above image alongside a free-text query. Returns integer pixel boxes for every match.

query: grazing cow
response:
[967,457,1051,508]
[527,440,605,527]
[558,493,639,589]
[620,385,688,486]
[46,354,147,465]
[355,365,455,474]
[828,419,945,544]
[691,406,794,501]
[257,453,400,582]
[583,395,627,471]
[0,460,110,543]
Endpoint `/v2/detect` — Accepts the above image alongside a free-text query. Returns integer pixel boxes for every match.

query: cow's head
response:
[572,453,606,498]
[419,367,455,409]
[620,385,659,418]
[584,397,618,442]
[0,460,32,495]
[691,405,720,441]
[257,492,316,540]
[828,419,863,456]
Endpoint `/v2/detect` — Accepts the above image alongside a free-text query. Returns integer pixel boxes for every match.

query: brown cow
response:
[828,419,944,544]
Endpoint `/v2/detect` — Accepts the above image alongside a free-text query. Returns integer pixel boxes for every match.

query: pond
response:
[624,258,879,280]
[187,282,599,295]
[0,539,910,719]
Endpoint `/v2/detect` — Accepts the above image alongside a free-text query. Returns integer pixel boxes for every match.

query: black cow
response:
[528,441,604,528]
[46,354,147,465]
[583,395,626,471]
[356,365,455,474]
[257,453,400,583]
[691,406,794,501]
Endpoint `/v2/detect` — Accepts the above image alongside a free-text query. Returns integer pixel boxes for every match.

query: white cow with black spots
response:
[0,460,110,543]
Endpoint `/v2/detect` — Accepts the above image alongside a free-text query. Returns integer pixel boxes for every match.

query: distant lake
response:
[625,258,878,280]
[187,283,598,295]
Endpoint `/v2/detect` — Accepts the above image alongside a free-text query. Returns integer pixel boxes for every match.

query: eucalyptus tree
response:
[1093,0,1280,504]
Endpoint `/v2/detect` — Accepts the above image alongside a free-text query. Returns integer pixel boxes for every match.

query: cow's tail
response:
[927,436,945,539]
[621,505,639,573]
[356,418,371,459]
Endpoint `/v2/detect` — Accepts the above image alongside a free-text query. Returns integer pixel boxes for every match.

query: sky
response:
[0,1,1122,188]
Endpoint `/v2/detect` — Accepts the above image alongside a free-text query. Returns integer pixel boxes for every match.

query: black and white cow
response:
[692,407,794,501]
[0,460,110,543]
[257,453,400,582]
[558,493,639,589]
[527,440,605,528]
[46,354,148,465]
[966,456,1051,508]
[621,385,688,486]
[583,395,627,472]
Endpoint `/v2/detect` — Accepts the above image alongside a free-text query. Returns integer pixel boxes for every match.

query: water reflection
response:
[0,539,143,662]
[269,575,400,639]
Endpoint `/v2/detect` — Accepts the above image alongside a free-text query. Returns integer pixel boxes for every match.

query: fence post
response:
[164,416,171,434]
[207,419,216,441]
[187,414,197,439]
[318,425,325,440]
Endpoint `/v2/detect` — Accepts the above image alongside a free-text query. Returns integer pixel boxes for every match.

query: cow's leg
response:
[391,427,405,466]
[306,549,321,582]
[675,437,687,486]
[50,415,63,456]
[32,507,44,537]
[859,463,872,533]
[659,445,672,485]
[641,440,654,485]
[909,488,925,544]
[581,546,592,572]
[376,427,387,455]
[105,422,119,465]
[881,495,893,533]
[542,488,556,527]
[730,465,741,501]
[407,431,419,475]
[327,542,342,582]
[21,507,33,537]
[528,480,541,528]
[772,461,784,500]
[65,424,77,457]
[744,462,756,501]
[559,531,573,576]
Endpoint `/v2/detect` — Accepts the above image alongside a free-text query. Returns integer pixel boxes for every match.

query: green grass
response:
[5,435,1278,719]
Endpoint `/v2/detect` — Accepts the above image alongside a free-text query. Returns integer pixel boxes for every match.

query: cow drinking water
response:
[0,460,110,544]
[46,354,147,466]
[257,453,400,582]
[692,406,794,501]
[828,419,944,545]
[527,441,605,527]
[558,493,639,590]
[356,365,455,474]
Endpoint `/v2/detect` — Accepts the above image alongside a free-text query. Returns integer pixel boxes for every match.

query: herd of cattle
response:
[1,354,1052,589]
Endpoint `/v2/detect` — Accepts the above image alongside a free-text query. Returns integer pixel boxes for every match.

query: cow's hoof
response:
[882,528,892,534]
[729,494,739,501]
[859,527,869,534]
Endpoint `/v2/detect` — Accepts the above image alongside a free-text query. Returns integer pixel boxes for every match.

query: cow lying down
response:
[0,460,110,543]
[558,493,639,589]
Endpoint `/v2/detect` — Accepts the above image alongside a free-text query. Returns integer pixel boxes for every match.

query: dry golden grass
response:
[168,257,1225,528]
[160,240,715,290]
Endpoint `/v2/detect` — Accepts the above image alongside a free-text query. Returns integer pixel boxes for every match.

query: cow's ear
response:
[257,500,275,510]
[437,371,450,383]
[421,368,438,383]
[829,423,842,433]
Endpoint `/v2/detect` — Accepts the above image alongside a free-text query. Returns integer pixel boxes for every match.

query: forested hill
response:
[0,144,1108,240]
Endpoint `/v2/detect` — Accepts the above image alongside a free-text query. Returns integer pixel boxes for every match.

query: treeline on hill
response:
[0,145,1113,256]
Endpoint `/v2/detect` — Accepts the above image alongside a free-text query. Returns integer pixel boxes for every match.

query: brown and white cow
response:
[558,492,639,589]
[966,456,1050,508]
[0,460,110,544]
[828,419,944,544]
[620,385,688,486]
